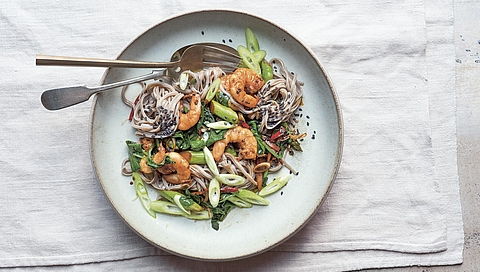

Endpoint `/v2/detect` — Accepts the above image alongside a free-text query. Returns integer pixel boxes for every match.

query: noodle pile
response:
[122,58,303,192]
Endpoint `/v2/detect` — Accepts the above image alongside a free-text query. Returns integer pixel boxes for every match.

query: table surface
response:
[1,2,475,271]
[364,0,480,271]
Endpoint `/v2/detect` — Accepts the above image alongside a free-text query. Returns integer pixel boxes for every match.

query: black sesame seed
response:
[311,134,316,140]
[307,122,310,126]
[306,115,310,119]
[222,39,226,43]
[201,31,205,35]
[229,39,233,43]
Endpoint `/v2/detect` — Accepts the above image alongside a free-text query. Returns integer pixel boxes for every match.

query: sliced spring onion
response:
[252,50,267,63]
[245,27,260,52]
[227,196,253,208]
[209,177,221,208]
[183,210,212,220]
[216,173,246,186]
[174,194,191,215]
[259,175,291,197]
[237,45,262,75]
[261,59,274,82]
[181,150,206,165]
[179,72,189,90]
[150,200,186,216]
[236,189,269,206]
[150,200,211,220]
[132,172,156,218]
[205,78,220,103]
[210,100,238,124]
[158,190,203,212]
[203,146,219,177]
[206,121,236,130]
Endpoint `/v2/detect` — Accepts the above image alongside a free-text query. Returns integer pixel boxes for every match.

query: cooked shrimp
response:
[152,142,166,164]
[221,68,264,108]
[140,137,154,151]
[139,157,152,174]
[138,142,166,174]
[212,126,257,162]
[178,93,201,131]
[158,152,191,184]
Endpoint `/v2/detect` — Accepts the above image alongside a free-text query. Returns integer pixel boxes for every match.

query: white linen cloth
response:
[0,0,463,271]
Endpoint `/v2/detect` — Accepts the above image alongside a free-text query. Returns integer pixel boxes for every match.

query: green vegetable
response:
[259,175,291,197]
[184,210,212,220]
[209,198,236,230]
[132,172,156,218]
[179,72,189,90]
[196,103,215,131]
[158,190,203,213]
[248,120,283,159]
[245,27,260,52]
[210,100,238,124]
[209,177,221,208]
[150,200,185,216]
[237,45,262,75]
[175,128,226,151]
[150,200,211,220]
[261,60,274,82]
[205,78,221,103]
[203,146,219,176]
[225,146,237,157]
[181,150,206,165]
[146,140,172,169]
[216,173,246,186]
[206,121,236,130]
[216,91,230,107]
[126,140,143,172]
[236,189,269,206]
[205,129,227,147]
[252,50,267,63]
[227,196,253,208]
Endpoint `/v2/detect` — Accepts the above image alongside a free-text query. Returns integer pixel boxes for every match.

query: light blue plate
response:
[90,9,342,261]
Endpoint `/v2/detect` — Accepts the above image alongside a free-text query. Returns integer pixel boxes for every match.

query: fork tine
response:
[202,46,240,72]
[202,46,241,63]
[202,45,240,58]
[202,62,238,72]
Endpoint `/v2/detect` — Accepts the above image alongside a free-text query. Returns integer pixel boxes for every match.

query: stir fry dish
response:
[122,28,306,230]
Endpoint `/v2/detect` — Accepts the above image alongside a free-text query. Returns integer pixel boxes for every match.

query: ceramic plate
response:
[90,9,342,261]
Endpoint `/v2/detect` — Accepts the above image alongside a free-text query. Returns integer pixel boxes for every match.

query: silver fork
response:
[36,44,240,75]
[39,44,240,110]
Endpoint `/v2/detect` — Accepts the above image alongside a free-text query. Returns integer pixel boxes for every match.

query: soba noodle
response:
[122,58,304,204]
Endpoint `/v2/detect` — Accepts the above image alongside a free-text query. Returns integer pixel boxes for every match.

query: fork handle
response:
[36,54,176,68]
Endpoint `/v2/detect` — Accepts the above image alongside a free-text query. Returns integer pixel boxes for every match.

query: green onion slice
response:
[209,177,221,208]
[216,173,246,186]
[259,175,291,197]
[236,189,269,206]
[227,196,253,208]
[206,121,236,130]
[203,146,219,177]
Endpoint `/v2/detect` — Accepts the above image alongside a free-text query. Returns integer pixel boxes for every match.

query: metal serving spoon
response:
[39,43,239,110]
